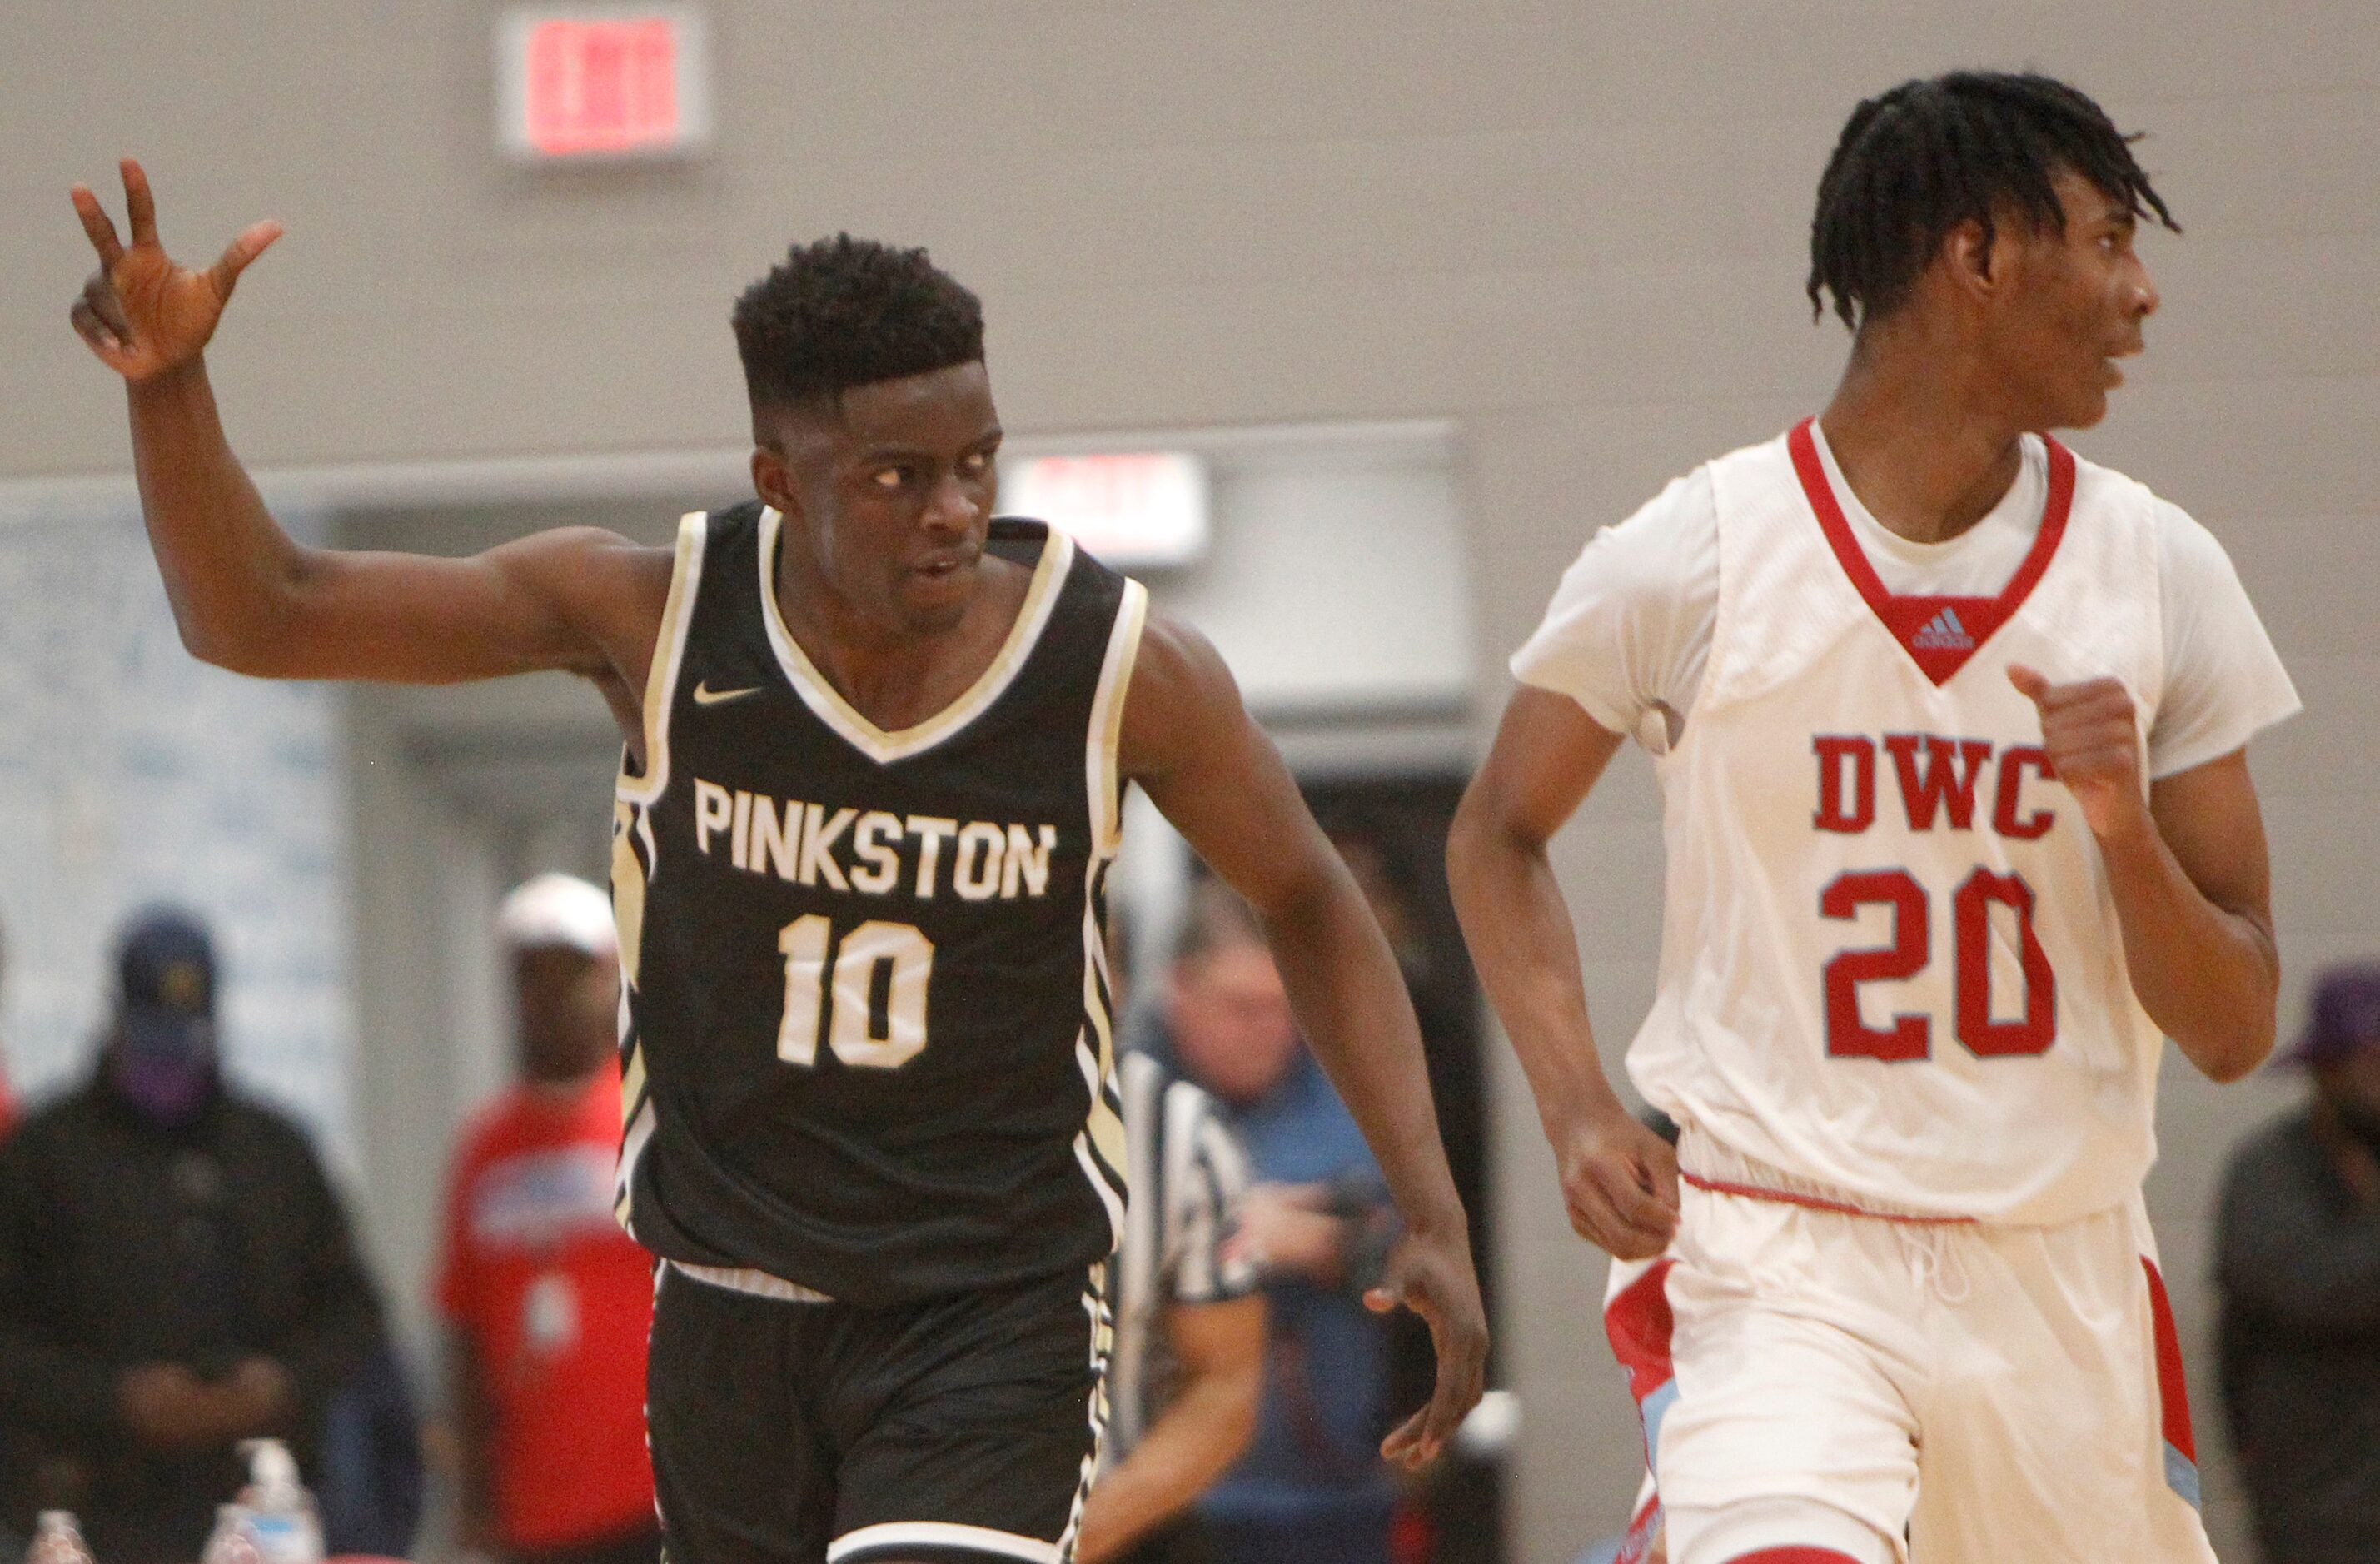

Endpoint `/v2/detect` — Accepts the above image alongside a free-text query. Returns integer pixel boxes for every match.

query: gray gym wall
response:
[3,5,2374,1558]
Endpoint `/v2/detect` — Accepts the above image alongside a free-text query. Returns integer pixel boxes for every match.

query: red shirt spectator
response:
[437,1055,653,1553]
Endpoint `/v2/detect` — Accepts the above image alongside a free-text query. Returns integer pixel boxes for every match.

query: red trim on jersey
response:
[1604,1258,1679,1407]
[2142,1257,2198,1462]
[1681,1170,1976,1225]
[1722,1551,1867,1563]
[1614,1491,1663,1564]
[1788,417,2075,685]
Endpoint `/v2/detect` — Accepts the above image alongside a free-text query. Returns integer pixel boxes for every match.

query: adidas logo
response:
[1912,607,1974,650]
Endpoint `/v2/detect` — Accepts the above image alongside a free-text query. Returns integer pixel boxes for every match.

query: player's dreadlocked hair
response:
[731,234,985,412]
[1806,71,2178,331]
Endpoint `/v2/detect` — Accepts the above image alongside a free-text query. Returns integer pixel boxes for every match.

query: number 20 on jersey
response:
[1814,732,2059,1062]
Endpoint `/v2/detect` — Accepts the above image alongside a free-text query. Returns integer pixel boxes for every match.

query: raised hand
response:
[68,157,281,381]
[2007,664,2149,840]
[1366,1222,1489,1469]
[1551,1099,1679,1261]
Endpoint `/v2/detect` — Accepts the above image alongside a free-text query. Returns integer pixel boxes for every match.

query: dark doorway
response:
[1301,771,1501,1564]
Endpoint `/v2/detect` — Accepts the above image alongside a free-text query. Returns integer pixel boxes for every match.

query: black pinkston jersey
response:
[610,504,1143,1304]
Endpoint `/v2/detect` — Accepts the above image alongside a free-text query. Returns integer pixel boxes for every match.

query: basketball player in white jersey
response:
[1448,72,2299,1564]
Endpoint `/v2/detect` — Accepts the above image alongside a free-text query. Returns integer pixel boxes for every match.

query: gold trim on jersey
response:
[1054,1263,1114,1562]
[620,1034,648,1120]
[1086,580,1148,856]
[610,799,647,989]
[616,511,709,809]
[1067,579,1146,1247]
[754,508,1076,765]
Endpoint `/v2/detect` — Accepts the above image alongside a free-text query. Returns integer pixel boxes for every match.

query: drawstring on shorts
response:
[1901,1223,1972,1306]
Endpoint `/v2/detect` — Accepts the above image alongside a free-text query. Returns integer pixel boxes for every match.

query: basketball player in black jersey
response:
[67,163,1486,1564]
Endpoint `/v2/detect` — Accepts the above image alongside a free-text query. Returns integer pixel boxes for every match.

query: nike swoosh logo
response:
[691,682,761,706]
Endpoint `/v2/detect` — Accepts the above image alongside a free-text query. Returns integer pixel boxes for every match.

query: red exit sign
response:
[499,6,712,161]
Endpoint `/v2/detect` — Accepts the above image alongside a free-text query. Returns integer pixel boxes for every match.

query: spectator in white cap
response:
[432,874,660,1564]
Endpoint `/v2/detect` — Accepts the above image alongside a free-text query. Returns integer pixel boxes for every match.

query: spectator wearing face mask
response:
[2218,963,2380,1564]
[0,906,387,1564]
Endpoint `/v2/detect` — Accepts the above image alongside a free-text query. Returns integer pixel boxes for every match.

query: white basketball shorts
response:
[1598,1133,2215,1564]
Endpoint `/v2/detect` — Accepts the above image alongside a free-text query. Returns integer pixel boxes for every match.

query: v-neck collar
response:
[756,511,1074,765]
[1788,417,2074,685]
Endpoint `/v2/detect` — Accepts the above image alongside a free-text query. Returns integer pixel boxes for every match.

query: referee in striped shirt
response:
[1074,1042,1267,1564]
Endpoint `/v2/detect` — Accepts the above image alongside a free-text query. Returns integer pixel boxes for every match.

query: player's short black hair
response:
[1806,71,2178,331]
[731,234,985,413]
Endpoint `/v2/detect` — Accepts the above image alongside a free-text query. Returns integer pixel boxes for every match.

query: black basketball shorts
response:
[649,1260,1112,1564]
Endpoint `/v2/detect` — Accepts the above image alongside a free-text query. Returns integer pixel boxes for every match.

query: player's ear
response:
[749,443,799,519]
[1940,215,2002,305]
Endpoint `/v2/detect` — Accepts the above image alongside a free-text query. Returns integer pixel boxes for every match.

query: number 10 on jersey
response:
[777,915,935,1070]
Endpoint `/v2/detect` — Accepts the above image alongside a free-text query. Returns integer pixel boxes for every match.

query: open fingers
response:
[1381,1406,1432,1465]
[1378,1298,1479,1467]
[208,220,283,301]
[1372,1243,1488,1468]
[69,185,124,269]
[1422,1316,1486,1456]
[121,158,158,247]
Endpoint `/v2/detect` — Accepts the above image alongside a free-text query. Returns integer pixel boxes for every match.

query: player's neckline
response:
[755,511,1074,764]
[1788,417,2074,686]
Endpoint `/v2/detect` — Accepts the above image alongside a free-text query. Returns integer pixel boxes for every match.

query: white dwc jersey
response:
[1602,421,2278,1224]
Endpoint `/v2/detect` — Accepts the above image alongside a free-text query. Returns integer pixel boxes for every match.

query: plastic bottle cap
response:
[241,1437,301,1491]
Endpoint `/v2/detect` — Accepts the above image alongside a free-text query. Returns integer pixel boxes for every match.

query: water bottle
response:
[23,1512,93,1564]
[236,1439,325,1564]
[201,1506,264,1564]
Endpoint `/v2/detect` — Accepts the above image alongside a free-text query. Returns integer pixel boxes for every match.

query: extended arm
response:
[1446,685,1679,1258]
[68,161,665,699]
[1119,616,1485,1466]
[2010,666,2280,1082]
[1073,1295,1265,1564]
